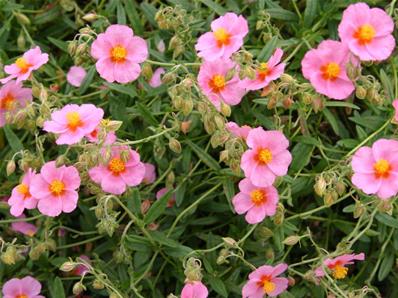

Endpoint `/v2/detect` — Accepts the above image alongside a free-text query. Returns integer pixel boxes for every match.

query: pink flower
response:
[149,67,165,88]
[0,80,32,127]
[30,161,81,217]
[85,127,116,145]
[351,139,398,199]
[66,66,87,87]
[241,127,292,187]
[301,40,356,100]
[338,2,395,61]
[156,187,176,208]
[393,100,398,122]
[0,46,49,84]
[2,276,44,298]
[232,178,279,224]
[143,163,156,184]
[195,12,248,61]
[315,253,365,279]
[181,281,208,298]
[89,146,145,195]
[73,255,91,276]
[8,169,38,217]
[43,104,104,145]
[242,263,288,298]
[11,216,38,237]
[226,122,251,140]
[241,49,285,91]
[91,24,148,84]
[198,59,246,109]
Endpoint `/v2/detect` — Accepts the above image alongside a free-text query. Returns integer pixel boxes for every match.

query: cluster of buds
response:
[1,245,22,265]
[168,76,195,116]
[255,10,280,42]
[184,257,203,282]
[94,196,120,237]
[314,173,347,206]
[29,239,56,260]
[68,26,97,65]
[220,137,245,173]
[355,75,384,104]
[232,50,256,80]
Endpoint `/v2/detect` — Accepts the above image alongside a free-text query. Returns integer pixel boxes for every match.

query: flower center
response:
[213,28,230,47]
[66,111,83,131]
[17,183,31,199]
[353,24,376,45]
[16,295,28,298]
[321,62,340,81]
[49,179,65,196]
[331,264,348,279]
[111,46,127,63]
[0,93,15,110]
[108,157,126,175]
[250,189,267,206]
[258,62,271,81]
[209,74,226,93]
[15,57,32,74]
[257,148,272,164]
[259,275,276,294]
[373,159,391,178]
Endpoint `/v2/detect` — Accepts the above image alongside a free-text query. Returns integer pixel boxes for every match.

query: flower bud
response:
[72,282,86,295]
[82,12,98,22]
[1,246,18,265]
[182,98,193,116]
[162,72,176,84]
[282,97,293,109]
[220,102,231,117]
[283,235,300,246]
[265,248,274,260]
[312,97,324,113]
[366,87,377,102]
[274,203,285,225]
[225,68,236,81]
[324,190,338,206]
[141,63,153,80]
[288,276,296,287]
[254,226,274,239]
[168,138,182,154]
[314,176,326,197]
[60,261,77,272]
[280,73,295,84]
[222,237,237,247]
[92,279,105,289]
[335,181,346,196]
[353,201,365,218]
[355,85,367,99]
[14,12,31,25]
[180,121,191,134]
[68,41,77,56]
[17,30,26,50]
[6,160,16,176]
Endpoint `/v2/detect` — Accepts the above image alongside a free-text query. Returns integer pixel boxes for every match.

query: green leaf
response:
[144,189,172,224]
[79,65,96,94]
[325,101,360,110]
[258,36,278,61]
[47,36,68,52]
[49,277,65,298]
[380,69,394,102]
[208,276,228,297]
[290,143,314,172]
[123,0,144,35]
[105,82,137,98]
[117,1,127,24]
[303,0,318,27]
[175,182,186,207]
[376,213,398,229]
[378,250,394,281]
[266,8,298,21]
[323,108,349,137]
[128,188,141,215]
[3,125,23,152]
[186,140,220,171]
[135,103,158,126]
[199,0,227,15]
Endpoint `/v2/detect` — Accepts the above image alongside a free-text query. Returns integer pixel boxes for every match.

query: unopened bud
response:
[355,86,367,100]
[60,261,77,272]
[353,201,365,218]
[283,235,300,246]
[282,97,293,109]
[265,247,274,260]
[92,279,105,289]
[222,237,237,247]
[82,13,98,22]
[72,282,86,295]
[288,276,296,287]
[314,176,326,197]
[17,31,26,50]
[366,87,377,102]
[14,12,31,25]
[141,63,153,80]
[324,190,338,206]
[168,138,182,154]
[181,121,191,134]
[6,160,16,176]
[312,97,324,113]
[68,41,77,56]
[1,246,18,265]
[254,226,274,239]
[335,181,346,196]
[220,102,231,117]
[162,72,176,84]
[274,203,285,225]
[225,68,235,81]
[280,73,295,84]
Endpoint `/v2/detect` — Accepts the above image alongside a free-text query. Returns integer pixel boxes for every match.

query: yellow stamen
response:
[213,28,230,47]
[66,111,83,131]
[332,264,348,279]
[259,275,276,294]
[258,62,271,81]
[15,57,31,74]
[353,24,376,45]
[111,46,127,63]
[321,62,340,81]
[108,157,126,175]
[250,189,267,206]
[0,94,15,110]
[209,74,226,93]
[257,148,272,164]
[17,183,31,199]
[373,159,391,178]
[49,180,65,196]
[16,295,28,298]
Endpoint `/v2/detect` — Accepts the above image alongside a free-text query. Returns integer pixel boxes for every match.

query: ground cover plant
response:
[1,0,398,297]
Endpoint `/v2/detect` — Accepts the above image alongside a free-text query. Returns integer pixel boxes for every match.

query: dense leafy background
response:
[1,0,398,297]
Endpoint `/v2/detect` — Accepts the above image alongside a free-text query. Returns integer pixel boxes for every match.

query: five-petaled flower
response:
[8,169,38,217]
[315,253,365,279]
